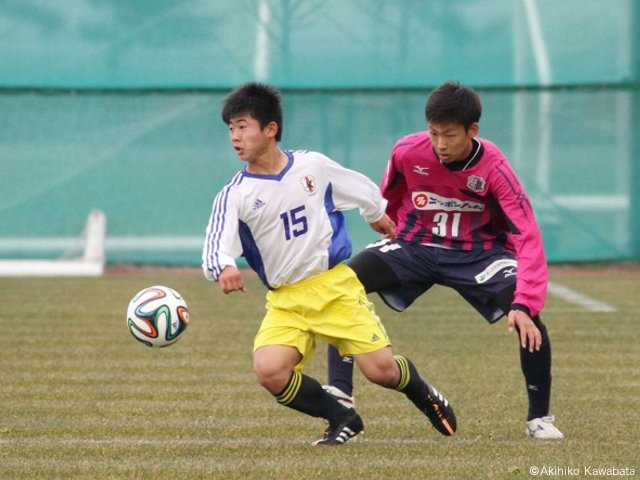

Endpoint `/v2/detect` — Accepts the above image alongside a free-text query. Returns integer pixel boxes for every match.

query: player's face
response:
[227,115,275,162]
[428,122,478,164]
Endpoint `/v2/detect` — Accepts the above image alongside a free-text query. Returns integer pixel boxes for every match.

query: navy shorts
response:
[349,239,518,323]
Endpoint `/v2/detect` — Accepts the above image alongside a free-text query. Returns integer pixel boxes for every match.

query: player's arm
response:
[492,164,547,352]
[320,154,389,230]
[202,186,244,283]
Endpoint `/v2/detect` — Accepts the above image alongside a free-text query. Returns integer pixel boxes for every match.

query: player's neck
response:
[442,138,482,172]
[246,148,288,175]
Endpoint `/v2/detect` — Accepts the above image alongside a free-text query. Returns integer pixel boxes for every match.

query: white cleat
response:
[322,385,355,409]
[526,415,564,439]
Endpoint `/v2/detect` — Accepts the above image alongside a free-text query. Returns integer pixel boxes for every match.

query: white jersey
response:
[202,150,387,289]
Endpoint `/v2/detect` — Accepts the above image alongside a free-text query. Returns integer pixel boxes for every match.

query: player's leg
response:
[253,344,354,423]
[506,314,562,438]
[325,246,401,401]
[326,241,432,403]
[325,350,355,406]
[518,316,562,437]
[490,285,557,430]
[349,240,433,312]
[450,250,562,438]
[253,344,302,394]
[319,263,454,442]
[353,347,456,436]
[255,286,363,446]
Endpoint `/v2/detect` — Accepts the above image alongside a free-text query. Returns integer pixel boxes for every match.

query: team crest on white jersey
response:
[467,175,486,193]
[300,175,316,193]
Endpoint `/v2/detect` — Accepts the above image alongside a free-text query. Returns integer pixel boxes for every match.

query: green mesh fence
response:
[1,1,638,265]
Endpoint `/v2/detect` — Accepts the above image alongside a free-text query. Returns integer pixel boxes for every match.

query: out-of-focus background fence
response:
[1,0,638,266]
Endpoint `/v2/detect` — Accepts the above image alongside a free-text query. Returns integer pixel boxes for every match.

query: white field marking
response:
[547,282,616,313]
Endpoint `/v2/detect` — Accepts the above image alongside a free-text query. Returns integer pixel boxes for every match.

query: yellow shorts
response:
[253,263,391,370]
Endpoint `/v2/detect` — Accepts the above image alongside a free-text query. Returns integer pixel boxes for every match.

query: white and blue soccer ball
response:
[126,285,190,348]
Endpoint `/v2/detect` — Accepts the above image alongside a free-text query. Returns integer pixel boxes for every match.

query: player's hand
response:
[507,309,541,353]
[370,214,396,241]
[218,266,247,294]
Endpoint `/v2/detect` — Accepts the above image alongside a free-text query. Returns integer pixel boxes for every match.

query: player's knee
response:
[253,347,298,393]
[253,363,288,393]
[356,351,400,388]
[532,315,550,345]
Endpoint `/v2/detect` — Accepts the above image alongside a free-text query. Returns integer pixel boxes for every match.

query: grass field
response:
[0,265,638,479]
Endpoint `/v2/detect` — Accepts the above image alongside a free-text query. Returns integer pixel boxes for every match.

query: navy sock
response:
[519,316,552,420]
[327,344,354,396]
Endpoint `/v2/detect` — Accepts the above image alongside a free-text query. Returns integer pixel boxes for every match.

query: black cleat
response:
[423,384,457,436]
[312,412,364,446]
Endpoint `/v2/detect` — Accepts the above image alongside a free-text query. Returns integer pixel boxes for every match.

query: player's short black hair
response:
[425,81,482,131]
[221,82,284,141]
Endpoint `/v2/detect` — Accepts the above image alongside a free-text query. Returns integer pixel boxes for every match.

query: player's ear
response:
[264,121,279,139]
[467,122,479,138]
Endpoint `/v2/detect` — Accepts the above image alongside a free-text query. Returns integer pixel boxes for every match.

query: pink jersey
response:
[382,131,547,317]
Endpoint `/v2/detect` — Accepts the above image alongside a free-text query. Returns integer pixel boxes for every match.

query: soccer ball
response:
[126,285,190,348]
